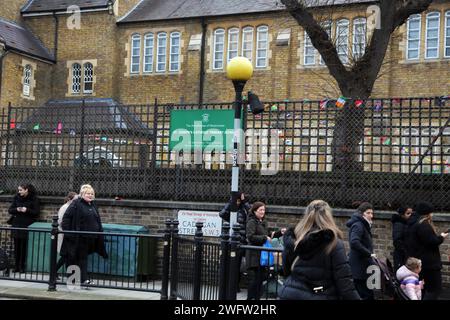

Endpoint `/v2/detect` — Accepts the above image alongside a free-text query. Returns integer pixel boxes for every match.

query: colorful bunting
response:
[271,104,278,111]
[33,124,40,130]
[320,99,329,110]
[10,119,15,129]
[336,96,346,108]
[54,122,62,134]
[374,100,383,112]
[69,129,76,136]
[355,100,364,108]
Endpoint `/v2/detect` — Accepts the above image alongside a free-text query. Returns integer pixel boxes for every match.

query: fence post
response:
[160,219,172,300]
[169,220,179,300]
[48,215,59,291]
[227,223,241,300]
[4,102,12,167]
[192,222,204,300]
[219,222,230,300]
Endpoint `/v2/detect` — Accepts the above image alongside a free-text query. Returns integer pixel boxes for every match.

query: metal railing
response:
[0,97,448,210]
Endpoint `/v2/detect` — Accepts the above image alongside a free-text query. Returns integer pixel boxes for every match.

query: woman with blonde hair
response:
[61,184,108,285]
[279,200,360,300]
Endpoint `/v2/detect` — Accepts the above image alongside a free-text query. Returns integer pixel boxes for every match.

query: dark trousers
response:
[13,237,28,271]
[421,269,442,300]
[247,266,266,300]
[354,279,374,300]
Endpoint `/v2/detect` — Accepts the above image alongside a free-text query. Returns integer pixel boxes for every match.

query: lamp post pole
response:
[227,57,253,234]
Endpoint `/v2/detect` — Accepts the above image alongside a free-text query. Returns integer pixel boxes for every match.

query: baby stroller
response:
[372,257,410,300]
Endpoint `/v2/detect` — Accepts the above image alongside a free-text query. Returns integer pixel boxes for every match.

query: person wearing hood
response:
[245,201,285,300]
[346,202,375,300]
[407,201,448,300]
[391,205,413,271]
[279,200,360,300]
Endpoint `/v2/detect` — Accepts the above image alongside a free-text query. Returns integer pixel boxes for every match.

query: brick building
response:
[0,0,448,108]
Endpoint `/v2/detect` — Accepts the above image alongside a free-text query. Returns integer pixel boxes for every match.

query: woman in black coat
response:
[60,184,108,285]
[279,200,360,300]
[245,201,284,300]
[391,205,413,271]
[408,201,448,300]
[8,183,40,272]
[346,202,375,300]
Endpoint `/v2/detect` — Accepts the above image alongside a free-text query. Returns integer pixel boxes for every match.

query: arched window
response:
[445,11,450,57]
[83,62,93,94]
[242,27,254,62]
[227,28,239,62]
[170,31,180,72]
[72,63,81,94]
[144,33,154,73]
[157,32,167,72]
[23,64,32,96]
[425,12,440,59]
[130,34,141,74]
[336,19,349,64]
[256,25,268,68]
[353,18,367,59]
[213,29,225,70]
[407,14,421,60]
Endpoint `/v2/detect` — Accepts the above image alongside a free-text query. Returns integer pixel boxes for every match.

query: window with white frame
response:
[130,34,141,73]
[304,31,316,65]
[407,14,421,60]
[143,33,154,73]
[320,20,332,65]
[256,25,268,68]
[446,11,450,57]
[425,12,440,59]
[242,27,254,62]
[353,18,367,59]
[213,28,225,70]
[157,32,167,72]
[35,142,62,167]
[23,64,32,96]
[336,19,349,64]
[227,28,239,62]
[72,63,81,94]
[83,62,93,94]
[170,32,180,72]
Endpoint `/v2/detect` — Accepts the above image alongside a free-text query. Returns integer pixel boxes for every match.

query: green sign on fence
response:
[169,109,239,151]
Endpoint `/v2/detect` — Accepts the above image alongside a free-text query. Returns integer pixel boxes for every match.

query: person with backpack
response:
[407,201,448,300]
[279,200,360,300]
[391,205,413,271]
[8,183,40,273]
[346,202,376,300]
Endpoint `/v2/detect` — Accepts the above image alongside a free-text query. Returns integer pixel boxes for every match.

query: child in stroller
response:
[372,256,411,300]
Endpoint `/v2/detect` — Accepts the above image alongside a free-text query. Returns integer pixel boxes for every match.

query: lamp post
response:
[226,57,253,233]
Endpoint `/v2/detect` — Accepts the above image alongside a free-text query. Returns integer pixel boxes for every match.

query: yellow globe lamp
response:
[226,57,253,81]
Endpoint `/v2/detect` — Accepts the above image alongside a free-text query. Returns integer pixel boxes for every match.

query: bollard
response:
[48,215,59,291]
[193,222,204,300]
[219,222,230,300]
[160,219,172,300]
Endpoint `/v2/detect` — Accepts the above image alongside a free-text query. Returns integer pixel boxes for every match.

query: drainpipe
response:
[0,43,9,107]
[198,17,207,106]
[52,12,59,61]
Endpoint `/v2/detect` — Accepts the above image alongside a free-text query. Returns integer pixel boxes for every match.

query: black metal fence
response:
[0,219,285,300]
[0,96,449,210]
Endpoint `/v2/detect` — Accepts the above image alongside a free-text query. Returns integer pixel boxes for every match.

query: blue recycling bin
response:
[26,222,154,278]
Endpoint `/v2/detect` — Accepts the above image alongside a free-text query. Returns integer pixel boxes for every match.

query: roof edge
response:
[21,5,109,15]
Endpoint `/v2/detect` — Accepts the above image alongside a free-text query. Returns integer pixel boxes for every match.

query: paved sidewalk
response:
[0,279,161,300]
